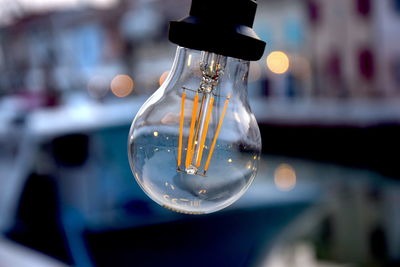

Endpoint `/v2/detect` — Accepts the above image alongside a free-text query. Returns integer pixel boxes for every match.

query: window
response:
[358,48,374,80]
[356,0,371,18]
[307,0,320,25]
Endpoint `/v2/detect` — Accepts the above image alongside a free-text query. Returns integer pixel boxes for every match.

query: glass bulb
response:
[128,47,261,214]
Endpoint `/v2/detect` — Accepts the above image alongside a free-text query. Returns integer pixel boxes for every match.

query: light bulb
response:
[128,0,266,214]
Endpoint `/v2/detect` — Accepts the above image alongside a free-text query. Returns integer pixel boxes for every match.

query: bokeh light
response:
[159,70,170,86]
[266,51,290,74]
[110,74,134,98]
[274,163,297,191]
[87,75,109,99]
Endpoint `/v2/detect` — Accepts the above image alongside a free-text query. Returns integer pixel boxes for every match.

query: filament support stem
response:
[177,52,229,176]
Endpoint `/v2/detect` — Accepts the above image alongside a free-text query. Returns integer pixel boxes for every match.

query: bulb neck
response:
[199,52,226,93]
[168,47,250,96]
[168,0,266,61]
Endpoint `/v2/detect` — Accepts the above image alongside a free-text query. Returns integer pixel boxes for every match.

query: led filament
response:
[177,53,229,176]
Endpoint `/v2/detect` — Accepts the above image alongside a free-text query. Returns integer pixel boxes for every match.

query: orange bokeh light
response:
[110,74,134,97]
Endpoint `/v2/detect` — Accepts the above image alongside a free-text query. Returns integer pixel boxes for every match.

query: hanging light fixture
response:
[128,0,266,214]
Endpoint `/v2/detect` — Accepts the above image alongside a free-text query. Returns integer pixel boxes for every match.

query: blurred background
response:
[1,0,400,266]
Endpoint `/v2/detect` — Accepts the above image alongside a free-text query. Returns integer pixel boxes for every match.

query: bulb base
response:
[168,0,266,61]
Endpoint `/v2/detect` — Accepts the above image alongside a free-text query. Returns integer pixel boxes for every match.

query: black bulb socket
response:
[168,0,266,61]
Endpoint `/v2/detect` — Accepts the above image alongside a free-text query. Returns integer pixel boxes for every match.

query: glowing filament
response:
[204,95,230,173]
[179,53,228,175]
[178,88,230,175]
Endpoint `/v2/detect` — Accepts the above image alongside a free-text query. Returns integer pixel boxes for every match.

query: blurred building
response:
[251,0,311,99]
[1,0,400,102]
[307,0,400,98]
[0,1,400,266]
[0,0,188,101]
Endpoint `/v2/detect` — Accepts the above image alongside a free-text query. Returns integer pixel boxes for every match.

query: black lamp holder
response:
[169,0,266,61]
